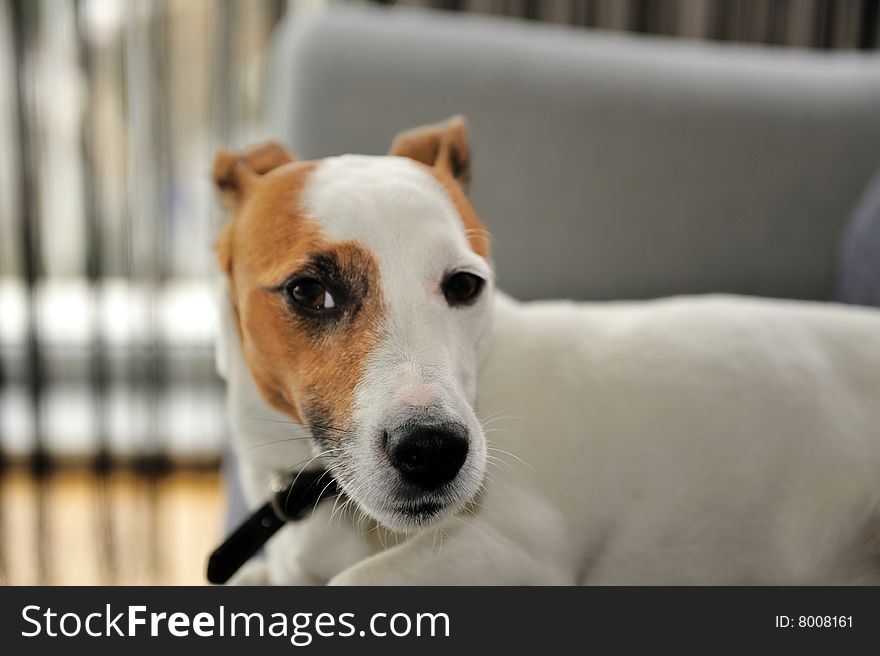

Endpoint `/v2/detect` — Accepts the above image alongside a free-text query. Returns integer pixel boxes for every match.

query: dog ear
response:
[213,141,294,276]
[212,140,294,210]
[388,116,471,192]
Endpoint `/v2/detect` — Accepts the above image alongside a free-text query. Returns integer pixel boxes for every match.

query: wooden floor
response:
[0,468,226,586]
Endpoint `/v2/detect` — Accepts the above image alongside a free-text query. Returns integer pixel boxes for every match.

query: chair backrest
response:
[266,5,880,301]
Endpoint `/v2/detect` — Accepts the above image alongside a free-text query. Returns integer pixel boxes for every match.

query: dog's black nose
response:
[386,423,469,490]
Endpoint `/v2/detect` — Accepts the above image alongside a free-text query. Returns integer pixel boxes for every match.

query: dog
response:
[213,116,880,585]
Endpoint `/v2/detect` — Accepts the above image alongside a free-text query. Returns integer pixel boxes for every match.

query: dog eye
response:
[285,279,336,311]
[442,272,484,307]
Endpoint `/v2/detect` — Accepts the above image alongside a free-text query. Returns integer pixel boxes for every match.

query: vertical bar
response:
[830,0,858,48]
[765,0,788,45]
[124,0,150,581]
[786,0,817,47]
[814,0,836,48]
[74,0,117,585]
[0,0,8,582]
[9,0,50,584]
[126,0,175,582]
[595,0,631,31]
[582,0,599,27]
[0,2,7,585]
[211,0,234,159]
[859,0,879,49]
[677,0,712,40]
[151,0,174,582]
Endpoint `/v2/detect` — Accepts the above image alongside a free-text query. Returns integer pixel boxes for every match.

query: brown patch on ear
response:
[389,115,471,192]
[212,149,240,191]
[212,140,295,210]
[213,140,296,274]
[240,140,294,175]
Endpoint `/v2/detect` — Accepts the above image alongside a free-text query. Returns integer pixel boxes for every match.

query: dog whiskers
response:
[486,442,535,473]
[283,449,337,508]
[236,435,315,455]
[477,405,524,424]
[308,421,350,435]
[249,416,304,427]
[484,457,508,479]
[330,479,363,527]
[327,488,347,528]
[310,476,338,520]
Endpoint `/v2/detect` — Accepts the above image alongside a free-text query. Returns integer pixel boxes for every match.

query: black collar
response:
[206,469,337,584]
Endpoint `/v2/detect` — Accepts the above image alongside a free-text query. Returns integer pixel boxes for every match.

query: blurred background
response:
[1,0,879,585]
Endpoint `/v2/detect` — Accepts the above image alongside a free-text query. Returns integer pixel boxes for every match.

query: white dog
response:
[213,117,880,585]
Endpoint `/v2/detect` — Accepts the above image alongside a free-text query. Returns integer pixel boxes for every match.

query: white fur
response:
[300,156,491,532]
[220,155,880,585]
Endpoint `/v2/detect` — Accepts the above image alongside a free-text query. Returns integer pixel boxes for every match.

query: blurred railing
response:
[0,0,289,472]
[390,0,879,49]
[0,0,294,585]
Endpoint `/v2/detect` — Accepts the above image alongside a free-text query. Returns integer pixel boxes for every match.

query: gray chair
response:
[265,4,880,302]
[837,170,880,306]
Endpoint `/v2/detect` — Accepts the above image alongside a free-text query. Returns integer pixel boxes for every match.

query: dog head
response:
[214,117,492,531]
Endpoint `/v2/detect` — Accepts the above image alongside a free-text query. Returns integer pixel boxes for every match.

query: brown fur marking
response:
[431,168,491,259]
[216,157,385,431]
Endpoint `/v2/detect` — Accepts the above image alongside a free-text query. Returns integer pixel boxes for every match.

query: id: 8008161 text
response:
[775,615,852,629]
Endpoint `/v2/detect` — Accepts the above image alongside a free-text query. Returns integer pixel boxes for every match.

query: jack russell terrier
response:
[213,116,880,585]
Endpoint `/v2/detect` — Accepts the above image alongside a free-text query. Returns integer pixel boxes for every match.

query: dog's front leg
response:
[328,514,571,586]
[228,558,271,585]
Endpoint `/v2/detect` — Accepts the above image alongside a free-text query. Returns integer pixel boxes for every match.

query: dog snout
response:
[386,422,469,490]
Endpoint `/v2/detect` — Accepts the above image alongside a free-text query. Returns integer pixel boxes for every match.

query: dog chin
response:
[361,488,476,533]
[381,502,448,532]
